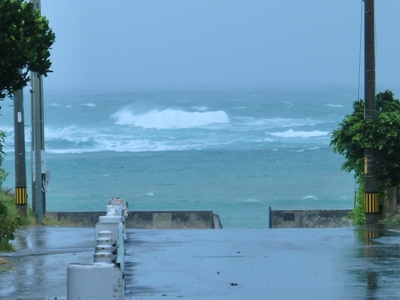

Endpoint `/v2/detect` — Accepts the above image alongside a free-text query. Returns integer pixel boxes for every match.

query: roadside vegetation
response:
[0,190,21,252]
[0,0,55,253]
[0,257,13,272]
[0,139,36,253]
[0,131,21,252]
[331,91,400,225]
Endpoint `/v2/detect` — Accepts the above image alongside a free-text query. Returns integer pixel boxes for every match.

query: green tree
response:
[331,90,400,223]
[0,0,55,99]
[331,90,400,186]
[0,0,54,249]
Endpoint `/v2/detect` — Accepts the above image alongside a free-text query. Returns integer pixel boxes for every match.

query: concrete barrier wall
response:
[269,208,352,228]
[46,211,223,229]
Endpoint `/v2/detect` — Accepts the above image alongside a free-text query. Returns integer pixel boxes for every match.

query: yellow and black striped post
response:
[15,187,28,217]
[15,187,27,204]
[364,193,379,214]
[364,192,379,224]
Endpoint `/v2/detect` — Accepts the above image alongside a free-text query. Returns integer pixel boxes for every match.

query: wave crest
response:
[44,126,95,143]
[302,195,319,200]
[111,108,229,129]
[269,129,329,138]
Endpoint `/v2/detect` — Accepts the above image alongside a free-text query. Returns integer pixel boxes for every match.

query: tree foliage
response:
[0,0,55,99]
[331,90,400,187]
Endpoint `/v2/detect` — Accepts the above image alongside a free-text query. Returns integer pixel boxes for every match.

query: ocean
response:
[1,87,358,228]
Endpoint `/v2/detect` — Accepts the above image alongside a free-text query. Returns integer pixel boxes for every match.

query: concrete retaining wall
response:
[46,210,223,229]
[269,208,352,228]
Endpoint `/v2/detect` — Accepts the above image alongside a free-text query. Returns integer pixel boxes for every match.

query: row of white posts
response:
[67,198,129,300]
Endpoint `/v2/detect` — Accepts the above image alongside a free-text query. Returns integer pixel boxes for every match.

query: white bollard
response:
[67,263,123,300]
[67,198,128,300]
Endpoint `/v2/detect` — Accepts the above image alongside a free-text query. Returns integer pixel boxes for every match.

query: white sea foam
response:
[41,120,237,153]
[326,104,343,108]
[239,117,324,129]
[241,198,260,203]
[49,103,60,107]
[269,129,329,138]
[44,126,95,143]
[45,138,213,154]
[302,195,319,200]
[110,108,229,129]
[80,103,96,107]
[46,148,89,154]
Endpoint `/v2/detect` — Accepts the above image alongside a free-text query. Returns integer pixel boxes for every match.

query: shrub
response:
[0,196,20,252]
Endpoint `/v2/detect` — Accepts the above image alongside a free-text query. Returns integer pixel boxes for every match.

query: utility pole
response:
[31,0,47,224]
[13,86,28,218]
[31,73,46,223]
[364,0,379,224]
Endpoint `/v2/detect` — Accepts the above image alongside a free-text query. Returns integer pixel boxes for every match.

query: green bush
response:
[349,179,388,225]
[349,181,365,225]
[0,190,21,252]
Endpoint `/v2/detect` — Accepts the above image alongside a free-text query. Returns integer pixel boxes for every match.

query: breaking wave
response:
[80,103,96,107]
[110,107,229,129]
[302,195,319,200]
[269,129,329,138]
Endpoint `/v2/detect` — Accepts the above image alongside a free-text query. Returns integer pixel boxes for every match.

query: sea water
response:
[1,87,358,228]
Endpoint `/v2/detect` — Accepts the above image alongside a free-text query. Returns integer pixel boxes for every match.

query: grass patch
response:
[0,257,13,272]
[42,216,69,226]
[0,241,15,252]
[0,257,9,265]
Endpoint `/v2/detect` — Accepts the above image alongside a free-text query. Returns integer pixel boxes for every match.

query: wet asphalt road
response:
[1,225,400,299]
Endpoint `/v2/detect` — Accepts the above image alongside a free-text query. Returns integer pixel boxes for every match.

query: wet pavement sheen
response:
[1,225,400,299]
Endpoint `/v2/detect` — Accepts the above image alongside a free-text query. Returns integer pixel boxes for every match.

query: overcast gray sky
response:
[41,0,400,91]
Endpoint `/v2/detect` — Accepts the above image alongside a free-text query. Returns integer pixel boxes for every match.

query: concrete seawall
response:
[269,208,352,228]
[46,210,223,229]
[46,209,352,229]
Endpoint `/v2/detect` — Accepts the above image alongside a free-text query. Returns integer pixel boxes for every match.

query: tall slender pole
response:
[13,86,28,217]
[31,73,44,223]
[31,0,46,223]
[364,0,379,224]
